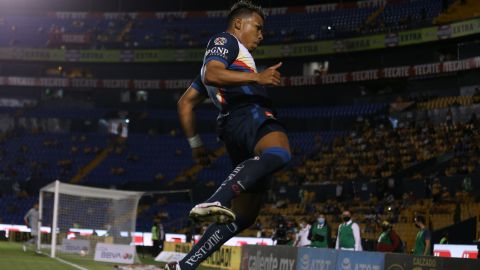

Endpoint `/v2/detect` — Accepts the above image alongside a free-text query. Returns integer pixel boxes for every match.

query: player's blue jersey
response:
[199,32,271,112]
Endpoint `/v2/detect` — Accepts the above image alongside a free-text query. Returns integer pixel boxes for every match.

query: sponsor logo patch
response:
[214,37,227,45]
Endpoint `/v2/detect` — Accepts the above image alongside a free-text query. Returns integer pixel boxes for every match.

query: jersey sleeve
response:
[190,75,208,96]
[204,32,239,67]
[423,230,431,241]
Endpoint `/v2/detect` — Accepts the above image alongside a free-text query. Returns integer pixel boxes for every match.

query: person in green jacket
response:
[413,215,431,256]
[151,219,165,257]
[151,222,160,257]
[377,221,403,253]
[308,214,331,248]
[335,210,362,251]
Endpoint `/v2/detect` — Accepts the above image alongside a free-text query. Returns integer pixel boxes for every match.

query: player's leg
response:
[190,126,290,223]
[172,192,263,270]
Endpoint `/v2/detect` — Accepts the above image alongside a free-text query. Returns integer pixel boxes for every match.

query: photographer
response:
[272,221,289,245]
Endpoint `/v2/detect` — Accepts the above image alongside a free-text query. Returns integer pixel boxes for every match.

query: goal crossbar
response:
[40,181,144,200]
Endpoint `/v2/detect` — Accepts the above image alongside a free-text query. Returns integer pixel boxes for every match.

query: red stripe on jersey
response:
[232,60,255,73]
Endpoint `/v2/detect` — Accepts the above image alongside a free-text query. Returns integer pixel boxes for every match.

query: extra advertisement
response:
[297,247,337,270]
[336,250,385,270]
[241,245,297,270]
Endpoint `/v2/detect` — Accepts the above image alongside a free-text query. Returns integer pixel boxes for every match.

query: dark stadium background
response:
[0,0,479,265]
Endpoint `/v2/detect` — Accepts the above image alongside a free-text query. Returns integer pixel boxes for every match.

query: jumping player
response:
[168,2,291,269]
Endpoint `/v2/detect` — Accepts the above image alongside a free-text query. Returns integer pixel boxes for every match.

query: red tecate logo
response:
[434,250,451,257]
[462,251,478,259]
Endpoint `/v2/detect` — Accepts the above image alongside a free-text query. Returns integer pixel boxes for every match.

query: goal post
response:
[38,180,144,261]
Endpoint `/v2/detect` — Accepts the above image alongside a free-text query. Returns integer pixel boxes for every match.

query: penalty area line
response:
[39,251,88,270]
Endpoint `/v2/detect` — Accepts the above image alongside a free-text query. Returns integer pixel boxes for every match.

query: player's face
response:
[239,13,264,51]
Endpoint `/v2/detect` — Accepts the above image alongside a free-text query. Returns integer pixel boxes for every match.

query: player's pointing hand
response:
[257,62,282,86]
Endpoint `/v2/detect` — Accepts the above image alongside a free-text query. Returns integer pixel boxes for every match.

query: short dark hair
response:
[415,215,425,224]
[227,1,265,26]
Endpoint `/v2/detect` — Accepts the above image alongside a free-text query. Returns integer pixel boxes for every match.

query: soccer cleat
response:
[164,261,181,270]
[189,201,236,224]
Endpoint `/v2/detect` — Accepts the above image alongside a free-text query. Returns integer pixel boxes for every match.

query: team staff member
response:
[335,210,362,251]
[309,214,331,248]
[413,215,431,256]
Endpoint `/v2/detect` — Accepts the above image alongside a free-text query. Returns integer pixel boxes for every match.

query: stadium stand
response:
[0,0,453,49]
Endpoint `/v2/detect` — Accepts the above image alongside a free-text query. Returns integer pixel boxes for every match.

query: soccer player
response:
[23,203,40,252]
[170,1,291,269]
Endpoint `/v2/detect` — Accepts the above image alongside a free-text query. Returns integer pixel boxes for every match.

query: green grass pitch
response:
[0,241,215,270]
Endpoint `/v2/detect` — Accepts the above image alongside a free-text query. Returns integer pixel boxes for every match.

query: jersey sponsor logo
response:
[214,37,227,46]
[206,47,229,58]
[265,111,276,119]
[184,229,224,266]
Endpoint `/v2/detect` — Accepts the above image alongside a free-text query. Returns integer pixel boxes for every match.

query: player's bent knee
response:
[234,214,258,231]
[262,146,291,167]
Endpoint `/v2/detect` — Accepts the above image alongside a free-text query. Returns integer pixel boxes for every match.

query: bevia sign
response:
[94,243,135,264]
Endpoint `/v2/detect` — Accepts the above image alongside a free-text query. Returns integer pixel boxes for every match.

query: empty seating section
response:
[136,202,191,231]
[417,95,478,110]
[0,131,105,183]
[377,0,442,32]
[0,195,37,225]
[277,103,387,118]
[83,133,221,187]
[0,0,446,49]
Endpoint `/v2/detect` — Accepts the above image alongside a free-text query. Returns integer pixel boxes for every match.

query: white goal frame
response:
[38,180,144,258]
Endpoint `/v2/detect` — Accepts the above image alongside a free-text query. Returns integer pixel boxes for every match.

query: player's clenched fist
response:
[256,62,282,86]
[192,146,213,167]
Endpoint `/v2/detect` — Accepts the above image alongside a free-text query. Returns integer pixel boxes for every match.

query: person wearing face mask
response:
[294,218,311,247]
[413,215,431,256]
[376,221,403,253]
[308,214,331,248]
[335,210,362,251]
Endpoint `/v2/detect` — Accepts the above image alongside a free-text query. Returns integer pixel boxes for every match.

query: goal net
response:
[38,180,143,263]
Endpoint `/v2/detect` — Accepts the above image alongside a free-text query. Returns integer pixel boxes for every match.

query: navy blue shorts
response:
[217,104,287,193]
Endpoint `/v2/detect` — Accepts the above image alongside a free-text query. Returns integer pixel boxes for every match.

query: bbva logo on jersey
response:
[214,37,227,45]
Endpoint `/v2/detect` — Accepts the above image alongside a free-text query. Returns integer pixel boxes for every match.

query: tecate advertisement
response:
[433,244,478,259]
